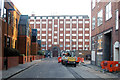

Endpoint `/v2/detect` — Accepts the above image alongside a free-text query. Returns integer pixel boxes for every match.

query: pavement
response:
[0,59,42,80]
[82,60,120,78]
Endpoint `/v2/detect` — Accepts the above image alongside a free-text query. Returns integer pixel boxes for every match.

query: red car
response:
[58,57,62,63]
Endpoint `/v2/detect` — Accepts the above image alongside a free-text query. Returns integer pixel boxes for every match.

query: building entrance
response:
[103,32,112,61]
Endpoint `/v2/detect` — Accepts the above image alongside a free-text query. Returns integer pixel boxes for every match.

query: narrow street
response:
[8,58,118,79]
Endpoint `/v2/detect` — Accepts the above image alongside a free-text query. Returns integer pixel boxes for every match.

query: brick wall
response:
[7,57,19,69]
[31,42,38,55]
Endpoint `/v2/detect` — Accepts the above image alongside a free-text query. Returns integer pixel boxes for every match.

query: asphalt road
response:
[9,57,118,79]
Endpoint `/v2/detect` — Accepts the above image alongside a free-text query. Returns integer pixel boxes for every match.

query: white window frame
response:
[48,39,51,41]
[60,34,63,36]
[49,34,52,36]
[42,34,46,36]
[66,34,70,36]
[60,28,63,31]
[97,9,103,26]
[92,0,96,9]
[105,2,112,21]
[92,17,95,30]
[115,10,119,30]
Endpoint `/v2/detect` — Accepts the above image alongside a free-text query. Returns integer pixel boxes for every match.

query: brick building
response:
[31,29,38,55]
[1,0,21,69]
[18,15,31,58]
[29,15,91,57]
[91,0,120,66]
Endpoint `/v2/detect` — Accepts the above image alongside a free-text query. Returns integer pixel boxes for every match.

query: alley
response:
[8,58,118,79]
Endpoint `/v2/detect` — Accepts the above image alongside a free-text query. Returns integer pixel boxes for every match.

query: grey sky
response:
[11,0,91,17]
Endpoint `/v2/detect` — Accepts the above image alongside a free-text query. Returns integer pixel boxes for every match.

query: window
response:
[78,16,82,19]
[49,28,52,31]
[72,39,76,42]
[72,45,76,47]
[79,34,83,36]
[92,37,95,50]
[36,17,40,19]
[79,21,83,24]
[60,21,63,24]
[42,34,46,36]
[79,28,83,31]
[85,28,89,31]
[60,28,63,31]
[42,49,45,51]
[7,37,10,47]
[72,34,76,36]
[48,17,52,19]
[41,44,46,47]
[66,34,70,36]
[98,10,103,26]
[54,31,57,33]
[97,34,103,50]
[42,39,46,42]
[85,21,89,24]
[37,29,40,31]
[79,45,83,47]
[0,0,4,17]
[42,21,46,24]
[66,39,70,42]
[37,34,40,36]
[92,17,95,30]
[66,21,70,24]
[48,39,51,41]
[42,17,46,19]
[36,22,40,24]
[72,28,76,31]
[30,22,34,24]
[54,25,58,27]
[92,0,96,9]
[72,21,77,24]
[42,28,46,31]
[60,17,64,19]
[54,42,57,45]
[79,39,83,42]
[3,8,7,21]
[48,45,52,47]
[66,17,70,19]
[60,34,63,36]
[85,39,89,42]
[49,34,51,36]
[72,17,76,19]
[49,21,52,24]
[106,2,112,21]
[30,17,34,19]
[66,45,70,47]
[54,17,58,19]
[116,10,119,30]
[66,28,70,31]
[85,34,89,36]
[60,45,63,47]
[85,45,89,47]
[60,39,63,42]
[54,36,57,39]
[8,12,11,25]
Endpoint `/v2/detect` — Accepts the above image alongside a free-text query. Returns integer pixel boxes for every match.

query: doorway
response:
[53,47,58,57]
[103,32,112,61]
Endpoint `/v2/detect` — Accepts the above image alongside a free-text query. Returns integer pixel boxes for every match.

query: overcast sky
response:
[11,0,91,17]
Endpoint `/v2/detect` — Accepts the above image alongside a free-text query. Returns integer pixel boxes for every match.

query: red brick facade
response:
[91,0,120,66]
[29,15,91,52]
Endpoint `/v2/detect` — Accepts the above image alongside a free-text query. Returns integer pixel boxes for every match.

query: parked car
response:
[61,53,76,67]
